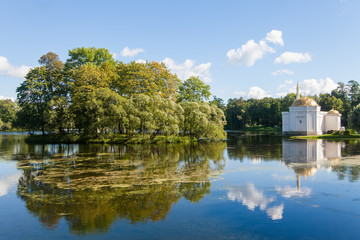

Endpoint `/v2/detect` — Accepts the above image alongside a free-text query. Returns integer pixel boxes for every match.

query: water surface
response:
[0,132,359,239]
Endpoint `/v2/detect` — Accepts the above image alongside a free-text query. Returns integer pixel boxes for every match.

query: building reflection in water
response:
[282,139,342,189]
[228,139,345,221]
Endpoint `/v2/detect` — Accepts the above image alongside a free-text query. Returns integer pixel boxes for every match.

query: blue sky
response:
[1,0,359,101]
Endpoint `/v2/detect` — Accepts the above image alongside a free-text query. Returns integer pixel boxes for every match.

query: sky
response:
[1,0,360,102]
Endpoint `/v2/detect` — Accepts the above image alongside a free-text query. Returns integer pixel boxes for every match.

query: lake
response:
[0,132,359,239]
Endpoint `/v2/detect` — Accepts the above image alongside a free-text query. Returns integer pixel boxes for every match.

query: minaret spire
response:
[296,81,300,100]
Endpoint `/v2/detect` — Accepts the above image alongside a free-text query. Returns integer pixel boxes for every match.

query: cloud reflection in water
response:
[0,173,21,197]
[227,183,283,220]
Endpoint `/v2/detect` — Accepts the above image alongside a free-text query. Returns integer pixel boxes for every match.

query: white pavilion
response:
[282,82,342,135]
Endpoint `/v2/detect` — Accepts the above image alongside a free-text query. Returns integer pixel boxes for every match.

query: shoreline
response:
[290,134,360,140]
[24,133,226,144]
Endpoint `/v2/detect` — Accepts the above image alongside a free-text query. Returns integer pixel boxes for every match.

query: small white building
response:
[282,83,342,135]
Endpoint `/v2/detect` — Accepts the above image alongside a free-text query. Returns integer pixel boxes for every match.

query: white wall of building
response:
[324,114,341,132]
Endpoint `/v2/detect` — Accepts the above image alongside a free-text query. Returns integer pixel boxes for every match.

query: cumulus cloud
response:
[226,30,283,66]
[228,184,275,211]
[266,204,284,220]
[120,47,145,57]
[0,173,21,197]
[228,184,284,220]
[227,40,275,66]
[161,58,212,82]
[271,69,294,76]
[288,78,337,96]
[234,86,271,99]
[0,56,31,78]
[274,52,311,64]
[276,186,312,198]
[276,78,337,97]
[266,30,284,46]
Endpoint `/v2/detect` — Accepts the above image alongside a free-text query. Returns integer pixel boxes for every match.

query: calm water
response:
[0,132,360,239]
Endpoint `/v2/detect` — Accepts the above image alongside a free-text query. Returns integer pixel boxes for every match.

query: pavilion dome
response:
[327,109,340,114]
[291,97,319,107]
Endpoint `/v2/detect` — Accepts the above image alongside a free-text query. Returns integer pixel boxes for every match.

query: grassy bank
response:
[25,133,212,144]
[227,126,281,132]
[291,134,360,140]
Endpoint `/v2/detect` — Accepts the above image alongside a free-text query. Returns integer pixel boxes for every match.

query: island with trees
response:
[11,47,227,143]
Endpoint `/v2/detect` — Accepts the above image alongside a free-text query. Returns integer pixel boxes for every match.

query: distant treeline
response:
[1,47,226,141]
[220,80,360,130]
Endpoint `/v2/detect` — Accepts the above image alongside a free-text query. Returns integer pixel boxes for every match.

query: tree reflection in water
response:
[16,143,226,234]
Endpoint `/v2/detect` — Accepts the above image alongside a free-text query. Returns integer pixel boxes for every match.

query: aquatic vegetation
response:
[16,142,227,233]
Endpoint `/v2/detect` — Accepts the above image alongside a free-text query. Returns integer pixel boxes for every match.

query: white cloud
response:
[275,52,311,64]
[162,58,212,82]
[227,184,275,211]
[248,86,271,99]
[276,186,312,198]
[0,56,31,78]
[271,69,294,76]
[289,78,337,96]
[266,204,284,220]
[228,184,284,220]
[120,47,145,57]
[226,30,284,66]
[234,86,271,99]
[227,40,275,66]
[276,78,337,97]
[0,173,21,197]
[266,30,284,46]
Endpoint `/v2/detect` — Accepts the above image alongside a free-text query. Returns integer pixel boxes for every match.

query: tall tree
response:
[17,52,65,134]
[225,98,248,129]
[318,93,343,112]
[64,47,116,70]
[114,61,180,99]
[348,104,360,131]
[332,82,352,126]
[177,76,211,102]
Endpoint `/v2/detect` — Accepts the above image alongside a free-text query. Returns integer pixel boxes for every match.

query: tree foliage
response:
[0,99,18,130]
[15,48,225,141]
[177,76,211,102]
[348,104,360,131]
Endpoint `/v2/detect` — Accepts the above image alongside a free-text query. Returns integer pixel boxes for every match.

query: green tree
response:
[225,98,248,129]
[177,76,211,102]
[210,96,226,111]
[181,102,226,140]
[332,82,352,126]
[348,80,360,107]
[65,47,116,70]
[0,99,18,130]
[114,61,180,99]
[95,88,128,135]
[44,96,73,135]
[280,93,296,112]
[17,52,65,134]
[348,104,360,131]
[318,93,343,112]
